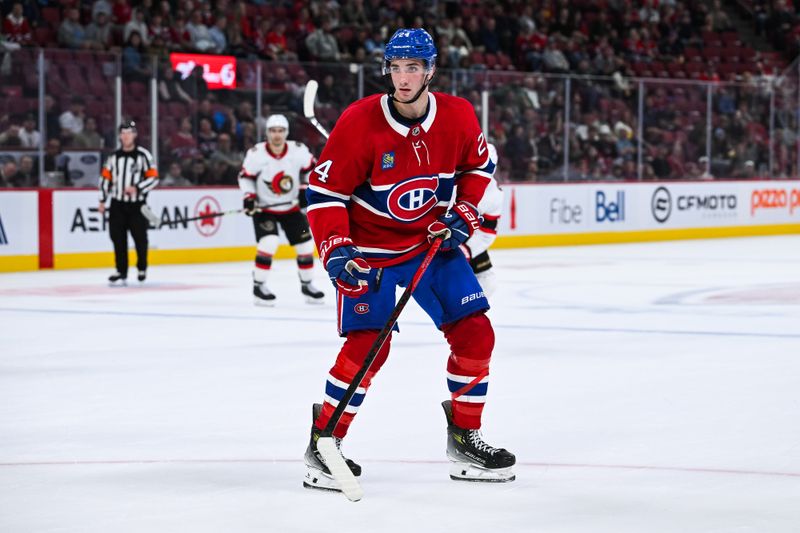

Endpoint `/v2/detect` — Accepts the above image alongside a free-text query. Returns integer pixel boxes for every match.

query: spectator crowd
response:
[1,0,799,187]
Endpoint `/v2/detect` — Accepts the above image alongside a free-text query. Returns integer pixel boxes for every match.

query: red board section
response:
[38,188,53,269]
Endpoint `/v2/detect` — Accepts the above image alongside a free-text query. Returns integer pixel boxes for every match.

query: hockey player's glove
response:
[427,201,482,251]
[319,235,372,297]
[243,194,257,216]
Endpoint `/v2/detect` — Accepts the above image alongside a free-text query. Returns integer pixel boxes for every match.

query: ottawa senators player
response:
[238,114,325,305]
[302,29,515,492]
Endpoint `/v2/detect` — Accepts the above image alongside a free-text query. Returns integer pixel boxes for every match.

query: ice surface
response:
[1,236,799,532]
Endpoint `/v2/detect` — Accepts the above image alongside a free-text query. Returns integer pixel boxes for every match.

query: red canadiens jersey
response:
[238,141,316,213]
[306,92,497,267]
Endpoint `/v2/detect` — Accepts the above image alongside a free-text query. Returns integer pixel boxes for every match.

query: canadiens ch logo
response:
[381,151,395,170]
[386,175,440,222]
[354,303,370,314]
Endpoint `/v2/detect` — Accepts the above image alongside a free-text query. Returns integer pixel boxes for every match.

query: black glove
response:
[243,195,257,216]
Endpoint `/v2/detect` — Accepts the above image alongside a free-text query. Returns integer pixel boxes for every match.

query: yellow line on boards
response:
[0,255,40,272]
[52,244,298,270]
[492,224,800,248]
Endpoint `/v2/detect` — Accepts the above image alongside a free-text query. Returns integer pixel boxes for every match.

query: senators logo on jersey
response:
[386,175,440,222]
[267,171,294,195]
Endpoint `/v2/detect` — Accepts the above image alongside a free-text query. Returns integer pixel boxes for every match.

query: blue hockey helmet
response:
[383,28,437,74]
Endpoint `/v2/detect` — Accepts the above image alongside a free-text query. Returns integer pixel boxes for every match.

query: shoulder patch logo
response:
[381,151,395,170]
[354,303,370,314]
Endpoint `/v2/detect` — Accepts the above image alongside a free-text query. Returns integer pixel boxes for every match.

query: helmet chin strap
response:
[387,71,434,106]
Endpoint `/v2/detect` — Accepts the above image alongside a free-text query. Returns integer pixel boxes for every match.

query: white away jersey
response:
[238,141,316,213]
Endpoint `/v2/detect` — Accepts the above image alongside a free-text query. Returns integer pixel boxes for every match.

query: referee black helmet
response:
[119,120,137,132]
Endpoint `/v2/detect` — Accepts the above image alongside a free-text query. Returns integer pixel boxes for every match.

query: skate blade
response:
[253,297,276,307]
[304,296,325,305]
[303,468,341,492]
[449,462,515,483]
[108,281,127,288]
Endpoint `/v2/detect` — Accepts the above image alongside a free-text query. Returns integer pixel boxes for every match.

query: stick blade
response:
[303,80,319,118]
[140,204,160,228]
[316,437,364,502]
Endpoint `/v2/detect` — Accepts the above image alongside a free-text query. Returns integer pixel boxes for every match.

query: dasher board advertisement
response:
[52,188,288,254]
[0,191,38,256]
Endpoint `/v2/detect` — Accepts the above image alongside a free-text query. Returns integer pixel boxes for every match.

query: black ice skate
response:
[253,282,276,306]
[441,400,516,482]
[137,270,146,282]
[304,403,361,492]
[108,272,127,286]
[301,281,324,304]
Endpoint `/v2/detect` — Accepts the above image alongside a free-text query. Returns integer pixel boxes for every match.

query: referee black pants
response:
[109,199,149,277]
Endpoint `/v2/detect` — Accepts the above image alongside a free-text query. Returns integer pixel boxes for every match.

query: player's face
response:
[119,129,136,149]
[389,59,431,102]
[267,127,287,147]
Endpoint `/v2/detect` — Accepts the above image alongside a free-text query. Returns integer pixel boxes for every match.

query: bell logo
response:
[596,191,625,223]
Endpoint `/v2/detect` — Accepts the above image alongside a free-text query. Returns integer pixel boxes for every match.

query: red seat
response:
[702,47,722,62]
[683,47,701,61]
[469,50,485,66]
[168,101,187,117]
[34,27,56,46]
[720,32,740,45]
[287,63,307,79]
[41,7,61,28]
[496,52,513,70]
[127,82,147,100]
[740,47,756,60]
[684,61,705,74]
[721,46,742,62]
[717,63,738,78]
[666,63,684,76]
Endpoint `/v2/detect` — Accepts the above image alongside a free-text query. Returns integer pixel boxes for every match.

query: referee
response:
[98,121,159,285]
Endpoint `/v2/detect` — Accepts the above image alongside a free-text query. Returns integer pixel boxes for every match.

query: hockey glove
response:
[427,201,482,251]
[243,194,257,216]
[319,236,372,297]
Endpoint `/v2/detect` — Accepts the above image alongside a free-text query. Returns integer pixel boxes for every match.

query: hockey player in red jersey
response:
[238,114,325,305]
[303,28,515,491]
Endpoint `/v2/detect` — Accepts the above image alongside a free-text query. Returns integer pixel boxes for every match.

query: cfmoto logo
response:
[652,186,672,223]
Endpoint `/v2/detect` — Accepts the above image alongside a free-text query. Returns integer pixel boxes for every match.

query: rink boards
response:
[1,181,799,272]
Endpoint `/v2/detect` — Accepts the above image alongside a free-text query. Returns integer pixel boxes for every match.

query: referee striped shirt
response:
[99,146,159,203]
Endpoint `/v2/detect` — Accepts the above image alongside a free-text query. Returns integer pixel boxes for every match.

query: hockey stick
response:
[316,236,444,502]
[303,80,330,139]
[152,201,296,229]
[168,207,248,226]
[140,204,160,227]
